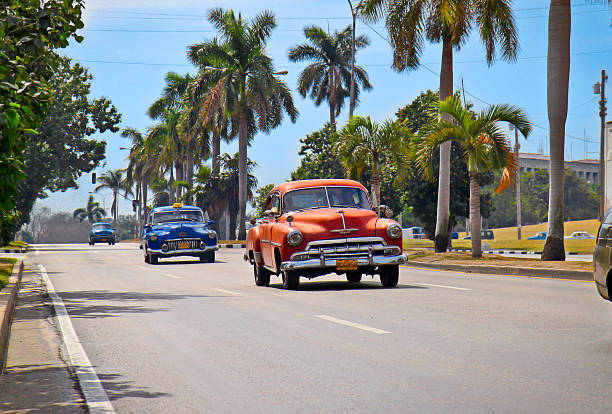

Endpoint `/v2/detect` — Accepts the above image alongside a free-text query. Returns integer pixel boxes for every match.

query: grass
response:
[404,219,599,254]
[0,258,17,290]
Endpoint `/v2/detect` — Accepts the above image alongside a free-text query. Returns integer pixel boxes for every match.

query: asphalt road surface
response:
[27,243,612,413]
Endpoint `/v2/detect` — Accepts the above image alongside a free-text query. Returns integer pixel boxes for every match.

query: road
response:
[26,243,612,413]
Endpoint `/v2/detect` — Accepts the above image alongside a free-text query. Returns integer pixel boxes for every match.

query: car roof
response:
[92,222,112,226]
[151,205,202,213]
[272,179,367,194]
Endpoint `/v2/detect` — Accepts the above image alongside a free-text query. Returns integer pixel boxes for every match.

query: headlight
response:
[286,230,303,247]
[386,223,402,239]
[208,231,216,239]
[149,234,158,241]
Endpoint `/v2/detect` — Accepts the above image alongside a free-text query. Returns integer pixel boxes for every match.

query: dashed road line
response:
[137,265,148,270]
[213,288,241,295]
[414,283,471,291]
[315,314,391,334]
[40,264,115,414]
[164,273,182,279]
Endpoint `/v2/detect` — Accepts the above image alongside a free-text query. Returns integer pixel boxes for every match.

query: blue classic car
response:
[89,222,116,245]
[142,203,218,264]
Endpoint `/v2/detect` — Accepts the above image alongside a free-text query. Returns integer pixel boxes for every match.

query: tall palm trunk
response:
[434,37,453,252]
[212,129,221,174]
[168,165,175,204]
[329,65,336,125]
[112,190,118,226]
[186,152,194,204]
[542,0,570,261]
[371,157,381,207]
[175,161,184,200]
[237,111,248,240]
[469,172,482,258]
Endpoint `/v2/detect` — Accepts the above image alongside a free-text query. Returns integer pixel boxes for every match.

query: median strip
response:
[315,314,391,334]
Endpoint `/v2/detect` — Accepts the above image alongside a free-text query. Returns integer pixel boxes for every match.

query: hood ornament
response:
[330,210,358,235]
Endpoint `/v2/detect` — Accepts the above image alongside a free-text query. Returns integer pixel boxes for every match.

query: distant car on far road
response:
[89,222,116,245]
[527,231,547,240]
[564,231,595,240]
[462,230,494,240]
[593,208,612,302]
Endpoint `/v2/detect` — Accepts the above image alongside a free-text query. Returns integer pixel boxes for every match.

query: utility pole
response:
[510,125,522,239]
[347,0,360,119]
[595,69,608,220]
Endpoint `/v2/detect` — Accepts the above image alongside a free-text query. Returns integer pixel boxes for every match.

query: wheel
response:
[379,265,399,288]
[253,265,271,287]
[282,270,300,290]
[200,251,215,263]
[346,271,362,283]
[144,253,150,263]
[150,255,159,265]
[108,242,112,245]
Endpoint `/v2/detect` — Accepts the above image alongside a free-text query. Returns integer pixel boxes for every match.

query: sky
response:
[36,0,612,215]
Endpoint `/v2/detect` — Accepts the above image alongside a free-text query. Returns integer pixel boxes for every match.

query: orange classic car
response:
[245,179,407,290]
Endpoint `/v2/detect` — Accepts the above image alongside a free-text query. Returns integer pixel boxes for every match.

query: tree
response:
[95,169,132,226]
[252,184,275,217]
[187,8,298,240]
[415,96,531,257]
[291,123,345,180]
[0,0,85,244]
[335,116,408,207]
[16,56,119,227]
[362,0,519,252]
[73,195,106,223]
[288,25,372,124]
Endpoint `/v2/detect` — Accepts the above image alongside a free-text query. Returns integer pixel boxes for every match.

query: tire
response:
[108,242,112,245]
[346,271,362,283]
[379,265,399,288]
[253,265,271,287]
[91,242,95,246]
[150,255,159,265]
[144,253,150,263]
[200,251,215,263]
[282,270,300,290]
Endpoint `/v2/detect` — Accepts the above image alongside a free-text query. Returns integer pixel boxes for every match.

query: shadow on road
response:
[151,259,227,265]
[96,373,171,402]
[269,281,428,291]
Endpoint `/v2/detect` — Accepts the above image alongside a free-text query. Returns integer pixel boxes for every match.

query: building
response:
[518,152,600,184]
[605,121,612,213]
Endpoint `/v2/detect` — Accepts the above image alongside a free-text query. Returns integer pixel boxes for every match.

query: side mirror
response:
[264,207,279,217]
[374,205,389,218]
[208,219,215,226]
[250,218,257,225]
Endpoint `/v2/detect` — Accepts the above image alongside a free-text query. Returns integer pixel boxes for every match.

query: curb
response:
[0,249,27,254]
[219,244,246,249]
[449,249,580,256]
[404,260,593,281]
[0,258,24,374]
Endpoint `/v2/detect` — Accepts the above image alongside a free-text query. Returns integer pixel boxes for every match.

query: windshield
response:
[92,224,112,230]
[282,186,370,212]
[152,210,203,224]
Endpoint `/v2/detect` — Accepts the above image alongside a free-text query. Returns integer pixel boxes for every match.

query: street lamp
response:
[509,124,522,240]
[594,70,607,221]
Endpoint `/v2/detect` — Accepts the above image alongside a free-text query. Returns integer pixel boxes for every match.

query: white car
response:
[564,231,595,240]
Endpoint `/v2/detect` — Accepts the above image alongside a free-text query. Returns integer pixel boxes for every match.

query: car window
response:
[92,224,112,230]
[152,210,203,224]
[326,187,370,209]
[270,195,280,212]
[283,186,370,212]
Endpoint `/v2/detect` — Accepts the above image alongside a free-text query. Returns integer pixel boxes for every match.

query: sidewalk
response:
[0,264,85,413]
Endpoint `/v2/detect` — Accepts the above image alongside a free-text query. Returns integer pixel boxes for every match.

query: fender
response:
[246,226,263,265]
[375,217,403,249]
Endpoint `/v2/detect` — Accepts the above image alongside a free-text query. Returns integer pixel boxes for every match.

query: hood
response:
[151,221,210,238]
[287,208,378,240]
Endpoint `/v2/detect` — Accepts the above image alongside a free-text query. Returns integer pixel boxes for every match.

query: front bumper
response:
[281,253,407,272]
[146,244,219,257]
[90,236,115,242]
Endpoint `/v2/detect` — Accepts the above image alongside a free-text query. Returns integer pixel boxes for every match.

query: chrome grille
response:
[304,237,386,258]
[165,238,201,251]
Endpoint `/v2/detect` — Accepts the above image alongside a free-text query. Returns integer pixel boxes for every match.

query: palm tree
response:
[288,25,372,124]
[415,96,531,257]
[187,8,298,240]
[95,169,132,226]
[362,0,519,252]
[541,0,570,261]
[336,116,407,207]
[73,195,106,223]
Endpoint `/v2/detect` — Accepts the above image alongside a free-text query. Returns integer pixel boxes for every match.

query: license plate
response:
[101,239,107,242]
[178,241,190,249]
[337,259,358,271]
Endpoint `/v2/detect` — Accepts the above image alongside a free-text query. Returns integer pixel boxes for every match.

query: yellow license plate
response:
[178,241,190,249]
[337,259,358,271]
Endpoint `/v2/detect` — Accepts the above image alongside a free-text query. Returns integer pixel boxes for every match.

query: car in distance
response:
[564,231,595,240]
[461,230,494,240]
[89,222,116,245]
[527,231,547,240]
[245,179,407,290]
[142,203,218,264]
[593,209,612,302]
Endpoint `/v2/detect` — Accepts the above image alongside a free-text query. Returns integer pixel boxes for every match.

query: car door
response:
[596,209,612,269]
[261,193,281,269]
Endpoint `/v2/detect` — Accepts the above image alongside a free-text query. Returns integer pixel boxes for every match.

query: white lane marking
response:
[164,273,182,279]
[137,266,148,270]
[39,264,115,414]
[415,283,471,291]
[315,315,391,335]
[213,288,240,295]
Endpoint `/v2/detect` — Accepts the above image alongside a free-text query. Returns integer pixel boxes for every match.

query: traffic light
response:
[132,199,139,212]
[91,172,96,184]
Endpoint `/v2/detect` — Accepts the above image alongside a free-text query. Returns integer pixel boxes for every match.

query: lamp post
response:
[510,124,522,240]
[594,70,608,221]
